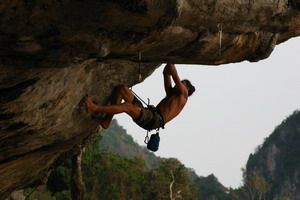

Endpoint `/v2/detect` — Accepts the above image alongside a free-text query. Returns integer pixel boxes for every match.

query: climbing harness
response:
[130,88,164,152]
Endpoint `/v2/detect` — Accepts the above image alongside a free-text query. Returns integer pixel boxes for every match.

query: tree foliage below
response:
[97,120,160,168]
[27,119,233,200]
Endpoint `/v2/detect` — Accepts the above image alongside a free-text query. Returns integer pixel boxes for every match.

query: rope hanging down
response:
[130,51,149,106]
[138,52,142,82]
[131,52,162,152]
[217,23,223,56]
[130,88,150,107]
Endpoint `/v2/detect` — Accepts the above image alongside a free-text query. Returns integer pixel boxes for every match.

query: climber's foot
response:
[83,94,96,113]
[93,115,110,129]
[101,114,113,129]
[100,119,110,129]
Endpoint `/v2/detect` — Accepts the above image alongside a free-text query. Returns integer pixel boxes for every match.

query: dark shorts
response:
[132,98,165,130]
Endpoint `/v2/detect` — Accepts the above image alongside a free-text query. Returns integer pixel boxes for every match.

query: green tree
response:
[47,164,71,195]
[143,159,197,200]
[236,169,271,200]
[195,174,232,200]
[45,121,198,200]
[82,149,148,200]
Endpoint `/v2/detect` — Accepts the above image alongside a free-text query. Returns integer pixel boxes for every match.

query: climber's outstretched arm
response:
[163,64,187,96]
[163,64,173,96]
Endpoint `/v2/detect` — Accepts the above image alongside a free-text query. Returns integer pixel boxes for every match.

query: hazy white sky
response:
[115,37,300,188]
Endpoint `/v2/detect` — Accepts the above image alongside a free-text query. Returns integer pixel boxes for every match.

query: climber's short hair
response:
[182,79,195,96]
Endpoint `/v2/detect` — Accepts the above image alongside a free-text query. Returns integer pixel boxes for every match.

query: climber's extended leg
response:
[84,85,141,129]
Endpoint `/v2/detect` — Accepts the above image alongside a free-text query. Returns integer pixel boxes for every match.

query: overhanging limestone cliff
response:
[0,59,158,199]
[0,0,300,198]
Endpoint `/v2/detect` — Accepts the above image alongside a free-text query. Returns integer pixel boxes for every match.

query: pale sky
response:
[115,37,300,188]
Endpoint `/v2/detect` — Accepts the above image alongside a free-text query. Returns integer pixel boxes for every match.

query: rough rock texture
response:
[0,59,157,198]
[246,111,300,199]
[1,0,300,66]
[0,0,300,198]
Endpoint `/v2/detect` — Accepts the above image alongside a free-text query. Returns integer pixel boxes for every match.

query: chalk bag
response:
[145,131,160,152]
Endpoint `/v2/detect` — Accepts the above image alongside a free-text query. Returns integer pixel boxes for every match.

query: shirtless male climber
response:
[84,63,195,130]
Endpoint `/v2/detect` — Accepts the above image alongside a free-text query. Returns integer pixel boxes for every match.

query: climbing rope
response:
[132,52,162,151]
[131,51,151,106]
[138,52,142,82]
[130,88,150,107]
[217,23,223,56]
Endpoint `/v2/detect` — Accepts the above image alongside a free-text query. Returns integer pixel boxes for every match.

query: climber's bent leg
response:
[101,102,142,128]
[101,85,136,128]
[113,85,135,104]
[85,102,141,118]
[101,85,135,127]
[84,95,141,129]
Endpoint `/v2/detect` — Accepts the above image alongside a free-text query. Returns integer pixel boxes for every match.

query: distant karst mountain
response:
[246,110,300,199]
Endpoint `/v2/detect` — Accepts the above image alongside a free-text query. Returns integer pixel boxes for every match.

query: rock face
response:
[0,0,300,198]
[0,59,157,198]
[246,111,300,199]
